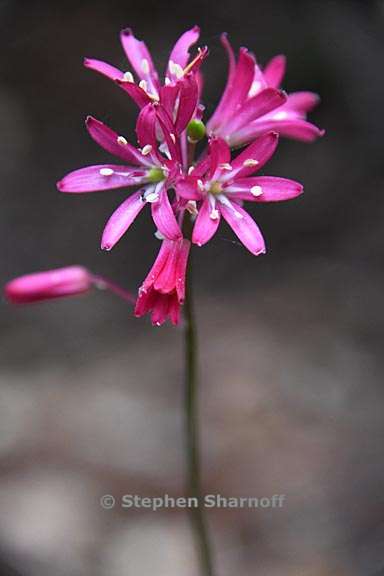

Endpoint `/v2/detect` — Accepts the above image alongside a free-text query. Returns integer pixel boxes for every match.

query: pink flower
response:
[207,34,324,147]
[5,266,93,304]
[84,26,206,117]
[57,109,184,249]
[177,132,303,255]
[135,238,190,326]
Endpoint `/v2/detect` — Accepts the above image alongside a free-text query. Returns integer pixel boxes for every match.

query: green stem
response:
[183,247,215,576]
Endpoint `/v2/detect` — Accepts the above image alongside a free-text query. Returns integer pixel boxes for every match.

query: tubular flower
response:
[84,25,206,117]
[57,109,184,249]
[177,132,303,255]
[207,34,324,147]
[135,238,191,326]
[5,266,93,304]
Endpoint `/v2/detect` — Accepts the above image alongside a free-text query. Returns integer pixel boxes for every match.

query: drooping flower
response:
[57,107,185,249]
[84,25,206,116]
[135,238,190,326]
[207,34,324,147]
[177,132,303,255]
[5,266,93,304]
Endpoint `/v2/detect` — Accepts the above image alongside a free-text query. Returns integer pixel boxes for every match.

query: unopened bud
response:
[187,119,206,143]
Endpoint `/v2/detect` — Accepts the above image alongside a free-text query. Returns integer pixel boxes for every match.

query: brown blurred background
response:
[1,0,384,574]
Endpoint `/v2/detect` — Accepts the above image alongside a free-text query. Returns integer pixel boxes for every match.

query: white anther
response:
[140,58,150,75]
[99,168,114,176]
[210,208,219,220]
[145,192,159,203]
[243,159,259,167]
[170,133,176,144]
[186,201,198,216]
[122,71,134,83]
[197,179,204,192]
[117,136,128,145]
[169,60,184,79]
[251,185,263,197]
[141,144,153,156]
[164,77,171,86]
[154,230,165,240]
[139,79,148,91]
[219,163,232,171]
[188,166,195,175]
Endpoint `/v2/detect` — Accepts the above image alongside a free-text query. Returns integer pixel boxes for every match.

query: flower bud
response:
[4,266,93,304]
[187,119,206,143]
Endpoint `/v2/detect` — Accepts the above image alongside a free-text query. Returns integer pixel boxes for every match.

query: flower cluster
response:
[6,27,323,325]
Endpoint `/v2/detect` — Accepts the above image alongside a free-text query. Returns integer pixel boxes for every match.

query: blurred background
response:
[1,0,384,574]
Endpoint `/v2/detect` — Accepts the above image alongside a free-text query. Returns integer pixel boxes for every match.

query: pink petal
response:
[226,176,303,202]
[224,88,287,135]
[219,201,266,255]
[175,239,190,302]
[168,293,181,325]
[115,79,152,108]
[214,47,255,128]
[284,91,320,113]
[155,105,181,163]
[101,190,145,250]
[263,55,286,88]
[192,197,221,246]
[140,240,174,293]
[84,58,124,81]
[167,26,200,72]
[150,293,171,326]
[230,131,279,178]
[230,118,324,145]
[136,104,158,149]
[134,285,157,317]
[57,165,145,193]
[85,116,148,165]
[5,266,92,304]
[154,241,179,293]
[120,28,159,95]
[151,187,182,240]
[174,74,199,134]
[176,178,200,200]
[206,34,236,132]
[208,137,231,178]
[159,84,179,118]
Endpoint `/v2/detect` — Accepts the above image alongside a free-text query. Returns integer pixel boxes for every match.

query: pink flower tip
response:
[4,266,93,304]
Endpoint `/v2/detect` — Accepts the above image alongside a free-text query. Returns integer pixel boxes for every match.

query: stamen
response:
[140,58,150,75]
[141,144,153,156]
[219,163,232,171]
[170,133,176,144]
[210,208,219,220]
[164,77,171,86]
[186,201,198,216]
[139,79,148,91]
[251,185,263,197]
[122,71,134,83]
[243,159,259,167]
[145,191,159,203]
[117,136,128,145]
[99,168,114,176]
[197,179,204,192]
[188,166,195,175]
[154,230,165,240]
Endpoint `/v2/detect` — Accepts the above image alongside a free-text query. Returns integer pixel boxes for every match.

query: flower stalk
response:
[183,239,214,576]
